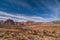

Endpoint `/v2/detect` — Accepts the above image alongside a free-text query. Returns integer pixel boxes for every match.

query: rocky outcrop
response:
[3,19,15,25]
[0,19,60,40]
[52,20,60,24]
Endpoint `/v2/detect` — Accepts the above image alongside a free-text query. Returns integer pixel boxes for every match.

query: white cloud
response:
[0,11,58,22]
[0,11,52,22]
[0,0,60,22]
[40,0,60,20]
[6,0,32,10]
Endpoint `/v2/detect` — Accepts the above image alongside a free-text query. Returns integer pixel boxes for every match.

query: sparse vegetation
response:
[0,28,59,40]
[0,19,60,40]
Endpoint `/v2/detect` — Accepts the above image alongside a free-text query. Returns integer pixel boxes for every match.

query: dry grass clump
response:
[0,28,59,40]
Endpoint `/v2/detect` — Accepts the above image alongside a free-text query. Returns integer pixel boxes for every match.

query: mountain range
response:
[0,19,60,40]
[0,19,60,28]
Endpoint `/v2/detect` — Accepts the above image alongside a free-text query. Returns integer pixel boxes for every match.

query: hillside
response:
[0,19,60,40]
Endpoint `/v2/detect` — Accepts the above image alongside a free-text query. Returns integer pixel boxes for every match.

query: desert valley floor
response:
[0,19,60,40]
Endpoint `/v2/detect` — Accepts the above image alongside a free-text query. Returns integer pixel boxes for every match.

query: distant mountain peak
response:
[52,20,60,24]
[3,19,15,25]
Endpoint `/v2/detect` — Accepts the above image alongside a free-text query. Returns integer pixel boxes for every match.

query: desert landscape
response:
[0,19,59,40]
[0,0,60,40]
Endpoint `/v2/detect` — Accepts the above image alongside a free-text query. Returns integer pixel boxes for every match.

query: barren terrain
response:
[0,19,60,40]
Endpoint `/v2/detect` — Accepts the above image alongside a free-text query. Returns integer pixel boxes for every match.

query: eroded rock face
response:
[13,21,35,27]
[0,19,60,40]
[3,19,15,25]
[23,21,41,26]
[52,20,60,24]
[1,19,60,26]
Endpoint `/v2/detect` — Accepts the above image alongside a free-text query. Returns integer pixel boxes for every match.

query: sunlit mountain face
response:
[0,0,60,22]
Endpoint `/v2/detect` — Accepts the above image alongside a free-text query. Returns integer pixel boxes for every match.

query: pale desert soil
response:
[0,27,59,40]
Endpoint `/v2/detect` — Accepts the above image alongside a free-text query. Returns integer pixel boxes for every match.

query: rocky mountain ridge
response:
[0,19,60,40]
[1,19,60,26]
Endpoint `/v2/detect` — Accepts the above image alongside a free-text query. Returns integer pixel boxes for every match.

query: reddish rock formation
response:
[3,19,15,25]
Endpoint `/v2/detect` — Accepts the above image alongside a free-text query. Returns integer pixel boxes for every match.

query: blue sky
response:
[0,0,60,22]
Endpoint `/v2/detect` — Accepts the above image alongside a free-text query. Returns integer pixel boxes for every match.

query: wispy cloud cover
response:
[0,11,45,22]
[0,11,58,22]
[0,0,60,22]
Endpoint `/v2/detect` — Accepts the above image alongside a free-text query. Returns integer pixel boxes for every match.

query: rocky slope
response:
[0,19,60,40]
